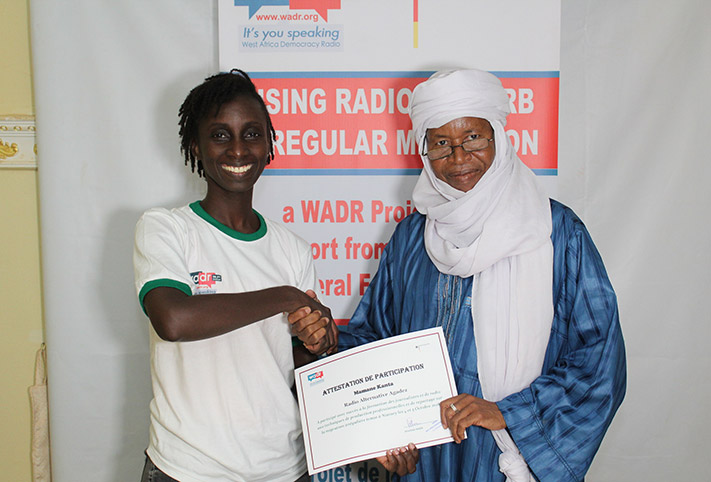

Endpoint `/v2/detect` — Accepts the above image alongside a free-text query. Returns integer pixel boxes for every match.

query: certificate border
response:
[296,327,457,473]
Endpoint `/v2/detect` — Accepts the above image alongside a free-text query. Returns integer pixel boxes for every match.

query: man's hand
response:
[440,394,506,443]
[288,290,338,356]
[376,443,419,476]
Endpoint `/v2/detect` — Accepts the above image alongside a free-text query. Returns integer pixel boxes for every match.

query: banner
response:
[218,2,560,479]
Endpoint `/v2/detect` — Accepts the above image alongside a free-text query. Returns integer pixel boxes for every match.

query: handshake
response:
[288,289,339,356]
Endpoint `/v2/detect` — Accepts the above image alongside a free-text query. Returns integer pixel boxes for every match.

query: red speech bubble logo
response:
[289,0,340,21]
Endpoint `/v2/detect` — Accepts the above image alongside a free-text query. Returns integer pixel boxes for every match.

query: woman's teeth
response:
[222,164,252,174]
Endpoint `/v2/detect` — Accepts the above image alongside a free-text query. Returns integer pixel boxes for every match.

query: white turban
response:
[410,69,510,147]
[409,69,553,482]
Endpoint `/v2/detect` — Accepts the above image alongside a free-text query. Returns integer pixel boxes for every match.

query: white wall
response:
[559,2,711,479]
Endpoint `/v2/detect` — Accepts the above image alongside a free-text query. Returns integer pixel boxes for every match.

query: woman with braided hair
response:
[134,70,337,482]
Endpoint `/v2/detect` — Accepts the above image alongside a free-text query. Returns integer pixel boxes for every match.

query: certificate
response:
[294,327,458,474]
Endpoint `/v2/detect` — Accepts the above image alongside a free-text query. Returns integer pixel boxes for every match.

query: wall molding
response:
[0,115,37,169]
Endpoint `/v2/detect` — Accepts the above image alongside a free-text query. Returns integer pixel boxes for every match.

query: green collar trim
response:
[189,201,267,241]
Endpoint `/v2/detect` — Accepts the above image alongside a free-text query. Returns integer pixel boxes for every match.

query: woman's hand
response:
[376,443,419,476]
[288,290,338,355]
[440,394,506,443]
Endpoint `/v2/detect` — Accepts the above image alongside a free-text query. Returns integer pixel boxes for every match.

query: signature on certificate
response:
[404,418,442,433]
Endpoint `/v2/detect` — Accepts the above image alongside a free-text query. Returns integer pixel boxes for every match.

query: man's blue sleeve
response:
[498,209,627,481]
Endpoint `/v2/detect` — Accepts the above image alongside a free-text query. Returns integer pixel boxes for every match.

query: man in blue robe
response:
[291,69,625,481]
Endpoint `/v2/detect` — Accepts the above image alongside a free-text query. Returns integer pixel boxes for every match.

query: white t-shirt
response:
[134,201,315,482]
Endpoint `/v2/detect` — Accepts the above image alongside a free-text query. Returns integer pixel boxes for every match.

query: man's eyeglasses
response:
[423,137,493,162]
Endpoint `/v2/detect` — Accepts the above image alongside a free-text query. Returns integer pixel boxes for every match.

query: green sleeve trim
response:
[292,336,305,348]
[138,279,192,314]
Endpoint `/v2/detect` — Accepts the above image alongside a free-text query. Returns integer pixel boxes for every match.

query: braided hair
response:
[178,69,276,177]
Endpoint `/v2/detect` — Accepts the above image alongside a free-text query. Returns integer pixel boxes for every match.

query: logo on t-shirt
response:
[190,271,223,290]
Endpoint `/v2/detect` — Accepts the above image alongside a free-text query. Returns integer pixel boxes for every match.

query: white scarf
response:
[410,70,553,482]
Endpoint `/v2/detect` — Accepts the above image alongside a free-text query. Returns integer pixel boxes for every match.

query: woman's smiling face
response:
[426,117,495,193]
[192,95,270,196]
